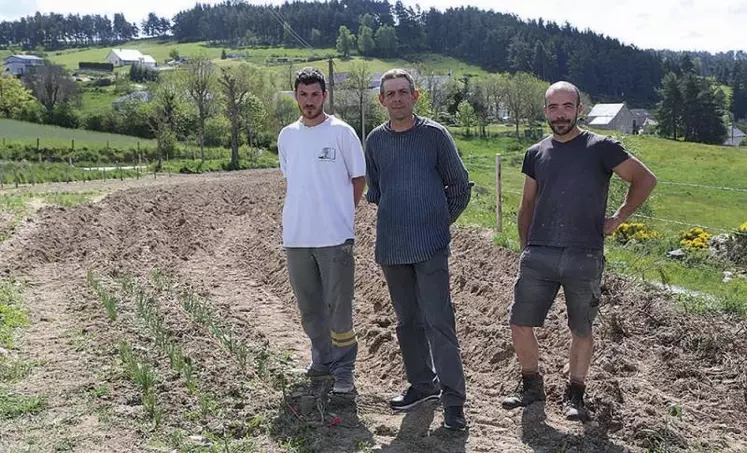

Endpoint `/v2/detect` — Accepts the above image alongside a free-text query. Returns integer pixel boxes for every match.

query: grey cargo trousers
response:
[286,239,357,379]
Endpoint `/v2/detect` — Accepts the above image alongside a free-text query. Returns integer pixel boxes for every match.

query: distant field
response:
[0,118,154,148]
[31,39,485,77]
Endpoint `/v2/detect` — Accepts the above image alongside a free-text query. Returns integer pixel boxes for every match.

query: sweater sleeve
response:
[436,127,471,223]
[364,133,381,205]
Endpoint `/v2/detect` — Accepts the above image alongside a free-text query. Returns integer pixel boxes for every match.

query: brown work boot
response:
[502,372,546,409]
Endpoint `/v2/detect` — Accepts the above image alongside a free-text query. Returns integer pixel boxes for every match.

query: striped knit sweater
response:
[365,115,472,265]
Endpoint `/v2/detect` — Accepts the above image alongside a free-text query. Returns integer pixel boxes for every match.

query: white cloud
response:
[2,0,745,53]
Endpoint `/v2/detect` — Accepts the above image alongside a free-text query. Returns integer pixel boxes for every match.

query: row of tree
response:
[0,1,734,106]
[0,12,139,48]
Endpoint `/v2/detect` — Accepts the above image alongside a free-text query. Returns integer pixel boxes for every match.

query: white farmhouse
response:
[586,103,636,134]
[106,49,157,68]
[3,55,44,77]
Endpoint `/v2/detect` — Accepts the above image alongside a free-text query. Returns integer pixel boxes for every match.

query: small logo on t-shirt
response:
[318,147,337,162]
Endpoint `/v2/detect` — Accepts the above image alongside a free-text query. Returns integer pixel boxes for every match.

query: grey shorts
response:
[509,245,605,337]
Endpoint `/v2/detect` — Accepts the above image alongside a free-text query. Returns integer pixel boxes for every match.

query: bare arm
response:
[518,176,538,250]
[605,156,657,234]
[353,176,365,208]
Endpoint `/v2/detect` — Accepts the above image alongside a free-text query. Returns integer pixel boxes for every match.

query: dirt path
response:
[0,170,745,452]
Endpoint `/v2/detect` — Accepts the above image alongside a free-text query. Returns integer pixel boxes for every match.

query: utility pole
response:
[362,100,366,151]
[328,57,335,114]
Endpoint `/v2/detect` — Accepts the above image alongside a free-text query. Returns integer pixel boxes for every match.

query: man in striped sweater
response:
[364,68,472,432]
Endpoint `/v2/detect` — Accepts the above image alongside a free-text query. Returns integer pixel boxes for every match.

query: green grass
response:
[0,389,46,419]
[0,281,29,349]
[0,118,154,148]
[79,87,120,114]
[451,129,747,314]
[614,134,747,233]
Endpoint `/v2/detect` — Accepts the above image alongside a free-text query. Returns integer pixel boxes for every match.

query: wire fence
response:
[462,156,746,234]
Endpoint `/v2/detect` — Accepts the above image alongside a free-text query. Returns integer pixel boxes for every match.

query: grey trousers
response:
[286,239,357,379]
[381,248,467,407]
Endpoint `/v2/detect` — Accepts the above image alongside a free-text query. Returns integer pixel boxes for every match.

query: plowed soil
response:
[0,170,745,452]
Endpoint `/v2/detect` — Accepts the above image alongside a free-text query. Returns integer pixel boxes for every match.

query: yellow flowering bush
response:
[680,227,711,249]
[739,221,747,234]
[613,222,659,244]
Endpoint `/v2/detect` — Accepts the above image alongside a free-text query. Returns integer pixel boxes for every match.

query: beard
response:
[300,104,323,120]
[548,114,578,136]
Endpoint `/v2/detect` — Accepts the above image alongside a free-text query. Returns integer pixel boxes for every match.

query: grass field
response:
[0,118,154,149]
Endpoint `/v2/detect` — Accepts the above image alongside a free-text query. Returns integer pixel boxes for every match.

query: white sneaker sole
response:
[390,393,441,411]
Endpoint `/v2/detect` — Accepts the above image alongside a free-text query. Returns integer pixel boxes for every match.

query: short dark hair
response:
[294,67,326,92]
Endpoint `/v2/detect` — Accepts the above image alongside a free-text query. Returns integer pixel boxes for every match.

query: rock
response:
[667,249,686,259]
[189,435,212,446]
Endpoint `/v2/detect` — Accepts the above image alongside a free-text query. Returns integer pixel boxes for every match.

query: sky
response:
[0,0,745,53]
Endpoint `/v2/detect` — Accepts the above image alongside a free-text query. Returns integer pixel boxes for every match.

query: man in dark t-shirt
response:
[502,81,657,421]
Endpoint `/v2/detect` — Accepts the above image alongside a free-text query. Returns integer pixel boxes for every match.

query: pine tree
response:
[656,72,683,140]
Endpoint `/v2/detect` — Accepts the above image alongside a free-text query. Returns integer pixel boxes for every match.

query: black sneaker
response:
[443,405,467,431]
[389,385,440,411]
[564,382,590,422]
[501,373,546,410]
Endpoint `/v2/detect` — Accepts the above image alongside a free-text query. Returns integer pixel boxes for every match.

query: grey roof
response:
[4,54,43,62]
[588,103,625,118]
[630,108,650,120]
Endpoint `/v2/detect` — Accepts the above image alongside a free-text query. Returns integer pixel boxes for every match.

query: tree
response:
[310,28,323,47]
[500,72,546,137]
[184,56,217,160]
[358,25,375,56]
[374,25,398,58]
[336,25,356,58]
[149,78,182,170]
[345,61,373,149]
[656,72,683,140]
[243,94,266,160]
[23,63,78,121]
[656,72,727,144]
[169,49,180,61]
[456,100,476,136]
[359,13,377,30]
[414,89,435,119]
[0,74,37,119]
[730,61,747,121]
[218,66,253,170]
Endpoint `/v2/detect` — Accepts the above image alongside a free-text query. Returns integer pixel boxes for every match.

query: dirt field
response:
[0,170,745,452]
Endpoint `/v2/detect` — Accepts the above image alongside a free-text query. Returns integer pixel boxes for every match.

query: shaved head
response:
[545,81,580,106]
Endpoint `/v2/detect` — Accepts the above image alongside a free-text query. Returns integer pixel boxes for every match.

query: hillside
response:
[16,39,488,79]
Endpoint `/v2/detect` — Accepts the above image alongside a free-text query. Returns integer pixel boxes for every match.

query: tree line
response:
[0,1,741,106]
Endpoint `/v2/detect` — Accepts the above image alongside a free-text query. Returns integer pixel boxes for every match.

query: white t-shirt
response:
[278,115,366,248]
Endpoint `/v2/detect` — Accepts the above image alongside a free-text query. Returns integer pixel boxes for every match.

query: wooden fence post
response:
[495,154,502,233]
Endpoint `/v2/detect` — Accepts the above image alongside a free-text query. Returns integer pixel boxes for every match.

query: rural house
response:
[106,49,157,68]
[3,54,44,77]
[586,102,636,134]
[724,125,746,147]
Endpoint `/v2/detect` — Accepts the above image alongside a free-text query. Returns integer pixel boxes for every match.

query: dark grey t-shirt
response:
[522,130,630,250]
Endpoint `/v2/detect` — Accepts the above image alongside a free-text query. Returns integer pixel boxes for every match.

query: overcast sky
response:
[1,0,745,53]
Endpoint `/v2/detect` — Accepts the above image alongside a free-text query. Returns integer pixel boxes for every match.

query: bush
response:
[680,227,711,249]
[92,77,113,87]
[612,222,659,245]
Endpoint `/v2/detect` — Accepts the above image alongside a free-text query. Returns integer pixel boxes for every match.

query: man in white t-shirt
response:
[277,67,366,395]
